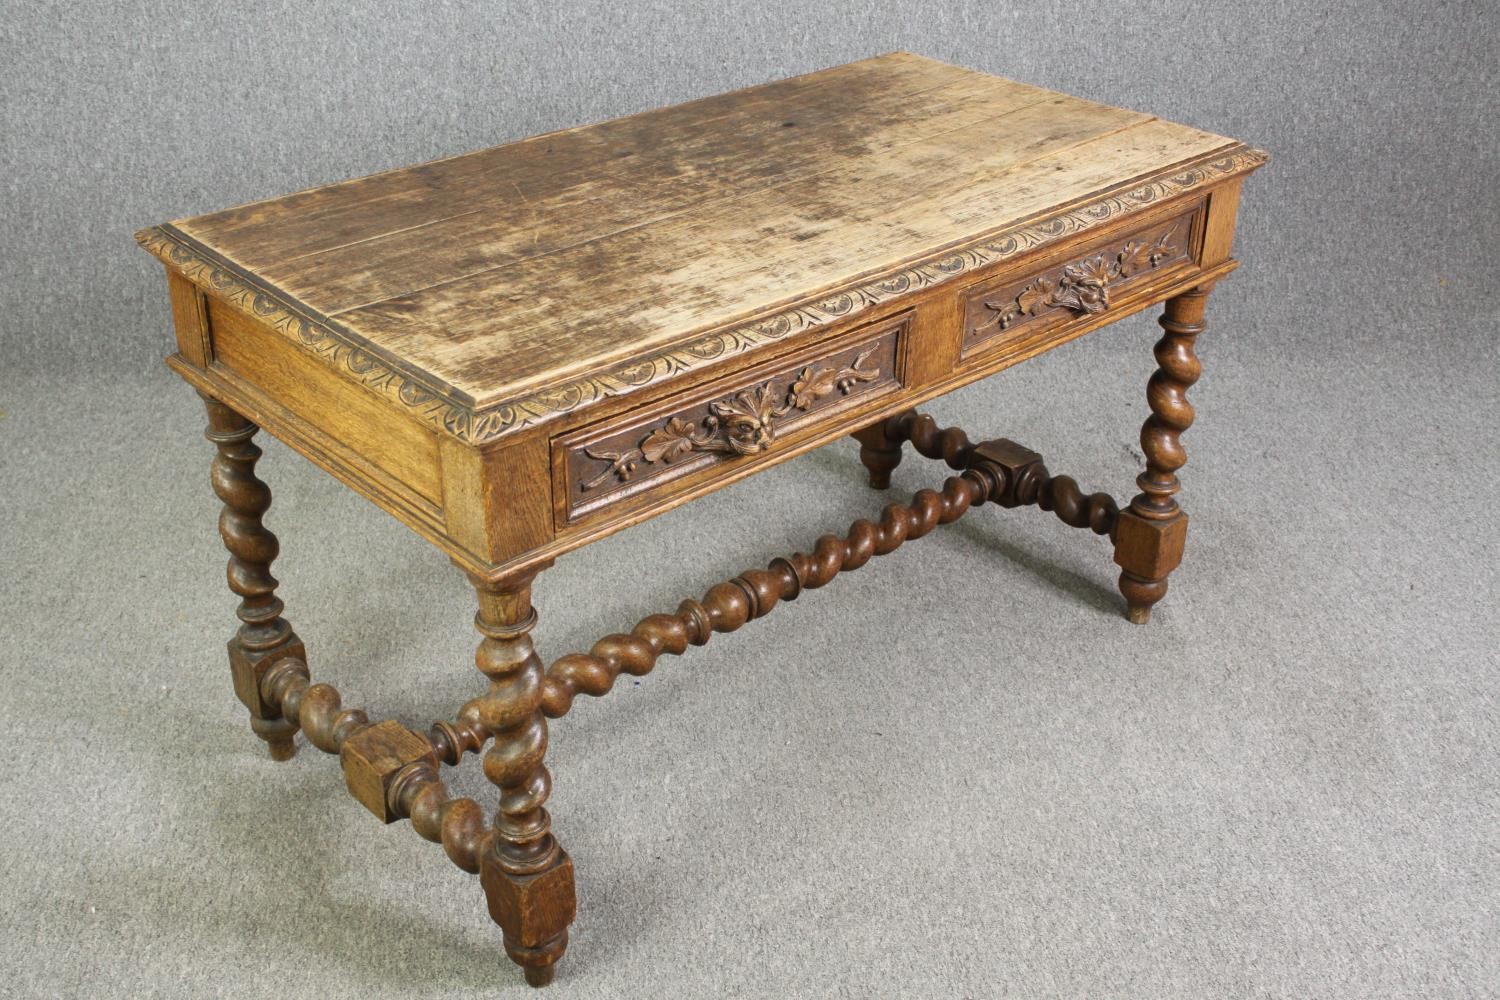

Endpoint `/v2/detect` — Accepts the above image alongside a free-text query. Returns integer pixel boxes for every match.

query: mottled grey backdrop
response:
[2,3,1497,999]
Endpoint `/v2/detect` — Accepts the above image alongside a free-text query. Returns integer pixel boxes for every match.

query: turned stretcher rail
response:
[536,413,1123,720]
[537,473,993,718]
[535,428,1039,719]
[881,410,1121,536]
[256,657,495,873]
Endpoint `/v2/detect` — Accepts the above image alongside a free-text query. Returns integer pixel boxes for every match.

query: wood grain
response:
[243,76,1059,313]
[173,54,959,263]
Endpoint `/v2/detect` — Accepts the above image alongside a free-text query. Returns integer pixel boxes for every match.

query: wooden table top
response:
[139,53,1261,444]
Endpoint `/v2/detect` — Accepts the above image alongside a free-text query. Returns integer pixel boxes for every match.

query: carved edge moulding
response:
[136,145,1267,447]
[556,315,906,524]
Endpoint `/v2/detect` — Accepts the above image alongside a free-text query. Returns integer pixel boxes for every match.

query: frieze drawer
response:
[962,205,1201,357]
[556,315,908,524]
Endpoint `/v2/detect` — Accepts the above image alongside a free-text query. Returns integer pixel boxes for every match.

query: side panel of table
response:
[160,277,551,573]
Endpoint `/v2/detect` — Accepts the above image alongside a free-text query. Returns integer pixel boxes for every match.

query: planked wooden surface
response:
[159,52,1239,408]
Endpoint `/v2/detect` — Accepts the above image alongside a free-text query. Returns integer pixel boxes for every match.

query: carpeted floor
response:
[2,270,1495,996]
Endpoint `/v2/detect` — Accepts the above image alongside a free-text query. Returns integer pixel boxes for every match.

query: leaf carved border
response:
[139,145,1266,446]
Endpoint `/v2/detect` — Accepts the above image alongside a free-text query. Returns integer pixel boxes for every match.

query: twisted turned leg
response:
[460,572,576,987]
[202,394,305,760]
[1114,286,1210,623]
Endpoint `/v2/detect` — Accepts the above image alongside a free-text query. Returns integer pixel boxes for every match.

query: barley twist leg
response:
[463,572,575,988]
[1114,286,1210,623]
[202,395,306,760]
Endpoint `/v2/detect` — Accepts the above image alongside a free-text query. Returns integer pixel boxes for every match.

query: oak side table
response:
[137,53,1265,986]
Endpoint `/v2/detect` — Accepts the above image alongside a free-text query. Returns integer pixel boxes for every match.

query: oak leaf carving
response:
[788,366,839,410]
[639,416,708,463]
[1116,240,1153,277]
[1014,278,1054,318]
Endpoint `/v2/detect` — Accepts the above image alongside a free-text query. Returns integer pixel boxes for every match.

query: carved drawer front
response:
[557,315,908,524]
[962,205,1200,357]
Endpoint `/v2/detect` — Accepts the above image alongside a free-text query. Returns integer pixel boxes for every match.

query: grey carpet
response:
[2,0,1497,996]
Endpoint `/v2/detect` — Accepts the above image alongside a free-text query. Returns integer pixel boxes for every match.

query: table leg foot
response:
[1119,569,1167,624]
[252,719,298,761]
[524,963,557,988]
[481,848,573,985]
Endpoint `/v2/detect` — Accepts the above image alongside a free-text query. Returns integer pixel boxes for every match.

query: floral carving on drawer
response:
[561,322,904,520]
[964,209,1198,354]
